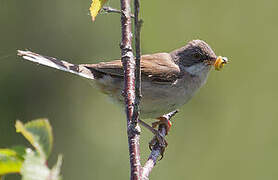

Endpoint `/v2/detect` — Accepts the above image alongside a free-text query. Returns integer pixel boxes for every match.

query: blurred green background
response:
[1,0,278,179]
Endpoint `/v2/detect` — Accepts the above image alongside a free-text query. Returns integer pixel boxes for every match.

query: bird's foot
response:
[138,119,168,157]
[148,130,168,159]
[139,110,179,159]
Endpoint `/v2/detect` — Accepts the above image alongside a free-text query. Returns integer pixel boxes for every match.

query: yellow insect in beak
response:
[214,56,228,71]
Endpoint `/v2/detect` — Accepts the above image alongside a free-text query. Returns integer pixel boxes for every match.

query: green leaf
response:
[15,119,53,159]
[21,149,62,180]
[11,146,26,160]
[0,148,24,175]
[89,0,108,21]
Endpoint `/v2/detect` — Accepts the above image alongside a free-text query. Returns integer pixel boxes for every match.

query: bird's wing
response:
[18,50,181,83]
[83,53,181,83]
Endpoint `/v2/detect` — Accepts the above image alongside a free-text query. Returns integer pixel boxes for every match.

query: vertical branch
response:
[133,0,142,130]
[120,0,141,179]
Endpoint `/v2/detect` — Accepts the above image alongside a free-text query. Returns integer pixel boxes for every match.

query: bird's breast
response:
[95,72,209,119]
[139,75,206,119]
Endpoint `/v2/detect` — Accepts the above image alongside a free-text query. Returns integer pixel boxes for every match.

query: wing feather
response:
[83,53,181,83]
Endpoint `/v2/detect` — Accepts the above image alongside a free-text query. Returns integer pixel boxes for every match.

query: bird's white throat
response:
[184,63,211,77]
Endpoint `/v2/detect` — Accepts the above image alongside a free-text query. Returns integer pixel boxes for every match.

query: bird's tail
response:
[17,50,95,80]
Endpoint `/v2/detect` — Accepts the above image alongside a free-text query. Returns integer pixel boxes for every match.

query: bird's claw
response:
[148,131,168,159]
[139,110,179,160]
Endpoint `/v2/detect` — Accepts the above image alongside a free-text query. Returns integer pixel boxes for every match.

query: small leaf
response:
[0,148,24,175]
[90,0,108,21]
[15,119,53,159]
[11,146,26,160]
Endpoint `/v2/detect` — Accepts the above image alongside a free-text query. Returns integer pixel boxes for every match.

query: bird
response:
[18,39,227,149]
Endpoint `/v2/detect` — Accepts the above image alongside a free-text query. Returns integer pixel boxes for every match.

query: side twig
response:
[102,6,135,18]
[120,0,141,179]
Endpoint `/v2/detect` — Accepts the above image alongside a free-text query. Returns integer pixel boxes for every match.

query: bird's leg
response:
[138,119,167,151]
[139,110,179,159]
[152,110,179,135]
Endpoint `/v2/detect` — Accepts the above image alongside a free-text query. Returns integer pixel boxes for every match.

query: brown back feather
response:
[82,53,181,83]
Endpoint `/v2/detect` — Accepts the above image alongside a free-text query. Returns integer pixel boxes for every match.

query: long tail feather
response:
[17,50,95,80]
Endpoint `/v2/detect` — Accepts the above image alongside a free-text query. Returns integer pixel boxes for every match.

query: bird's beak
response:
[204,56,228,71]
[214,56,228,71]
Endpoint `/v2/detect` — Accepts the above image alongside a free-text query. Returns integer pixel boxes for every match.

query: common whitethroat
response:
[18,39,228,137]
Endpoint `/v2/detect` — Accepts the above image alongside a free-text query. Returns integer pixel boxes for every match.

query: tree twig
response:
[120,0,141,179]
[133,0,142,141]
[142,110,179,180]
[102,6,135,18]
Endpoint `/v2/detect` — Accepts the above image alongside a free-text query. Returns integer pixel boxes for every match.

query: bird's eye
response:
[193,53,201,59]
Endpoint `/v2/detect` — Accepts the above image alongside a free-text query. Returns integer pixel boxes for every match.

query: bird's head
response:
[171,40,226,76]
